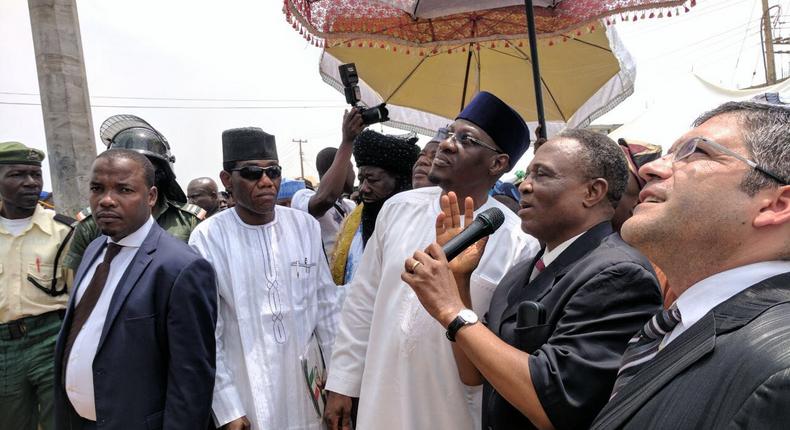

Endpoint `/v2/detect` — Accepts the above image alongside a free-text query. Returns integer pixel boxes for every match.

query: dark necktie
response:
[610,305,682,398]
[63,243,124,368]
[528,257,546,282]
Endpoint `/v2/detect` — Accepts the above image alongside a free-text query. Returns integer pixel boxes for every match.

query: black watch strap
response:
[446,316,465,342]
[446,310,477,342]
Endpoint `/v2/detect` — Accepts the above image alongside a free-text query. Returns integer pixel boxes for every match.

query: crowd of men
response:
[0,91,788,430]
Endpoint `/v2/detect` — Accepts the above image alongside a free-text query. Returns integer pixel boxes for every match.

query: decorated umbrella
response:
[284,0,696,137]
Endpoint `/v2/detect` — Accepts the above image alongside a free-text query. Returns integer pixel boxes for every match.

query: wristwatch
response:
[446,309,479,342]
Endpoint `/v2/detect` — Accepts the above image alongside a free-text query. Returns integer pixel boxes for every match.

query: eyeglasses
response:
[230,165,282,181]
[437,127,503,154]
[671,137,787,185]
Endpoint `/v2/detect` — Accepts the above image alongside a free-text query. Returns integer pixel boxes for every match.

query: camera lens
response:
[361,104,389,125]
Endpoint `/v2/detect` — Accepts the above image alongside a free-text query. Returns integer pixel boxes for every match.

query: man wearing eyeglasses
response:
[589,101,790,429]
[324,91,540,430]
[189,127,338,430]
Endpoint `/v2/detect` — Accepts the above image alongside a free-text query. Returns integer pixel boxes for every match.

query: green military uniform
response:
[62,198,204,270]
[0,142,74,430]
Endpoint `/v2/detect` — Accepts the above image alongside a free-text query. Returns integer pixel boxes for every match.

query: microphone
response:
[442,207,505,261]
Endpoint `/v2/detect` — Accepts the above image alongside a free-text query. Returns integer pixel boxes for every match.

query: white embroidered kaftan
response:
[189,206,339,429]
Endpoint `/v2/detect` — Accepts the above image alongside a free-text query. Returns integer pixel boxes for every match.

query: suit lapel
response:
[591,314,716,429]
[592,271,790,429]
[498,222,614,329]
[96,226,161,353]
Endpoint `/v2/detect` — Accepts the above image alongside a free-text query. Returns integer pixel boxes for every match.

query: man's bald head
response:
[187,177,220,216]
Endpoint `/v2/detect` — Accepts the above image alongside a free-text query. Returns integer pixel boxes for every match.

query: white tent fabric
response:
[608,75,790,147]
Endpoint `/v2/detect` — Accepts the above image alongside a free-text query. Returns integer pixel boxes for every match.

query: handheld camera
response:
[338,63,389,125]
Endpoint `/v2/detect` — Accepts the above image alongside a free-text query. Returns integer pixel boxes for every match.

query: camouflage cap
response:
[0,141,45,166]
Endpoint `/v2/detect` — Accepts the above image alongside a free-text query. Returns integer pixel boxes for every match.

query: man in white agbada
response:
[189,127,338,430]
[324,92,540,430]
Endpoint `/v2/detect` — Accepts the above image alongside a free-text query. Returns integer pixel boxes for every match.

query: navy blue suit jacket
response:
[53,223,217,430]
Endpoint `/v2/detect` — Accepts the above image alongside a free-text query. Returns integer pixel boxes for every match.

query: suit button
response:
[96,369,104,376]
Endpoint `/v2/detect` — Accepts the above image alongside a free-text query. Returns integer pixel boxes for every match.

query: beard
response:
[360,175,414,246]
[360,199,385,246]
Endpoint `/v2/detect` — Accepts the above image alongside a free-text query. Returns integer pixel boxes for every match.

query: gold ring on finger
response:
[411,261,424,272]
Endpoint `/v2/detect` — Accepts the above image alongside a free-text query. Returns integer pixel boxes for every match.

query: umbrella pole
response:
[460,44,473,111]
[524,0,547,139]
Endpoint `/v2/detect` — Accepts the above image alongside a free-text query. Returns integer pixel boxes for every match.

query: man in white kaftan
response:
[190,126,339,430]
[191,204,337,430]
[325,186,539,429]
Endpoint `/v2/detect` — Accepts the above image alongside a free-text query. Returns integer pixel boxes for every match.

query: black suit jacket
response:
[54,223,218,430]
[483,222,662,430]
[591,271,790,430]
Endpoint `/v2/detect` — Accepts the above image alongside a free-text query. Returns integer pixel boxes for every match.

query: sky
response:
[1,0,788,192]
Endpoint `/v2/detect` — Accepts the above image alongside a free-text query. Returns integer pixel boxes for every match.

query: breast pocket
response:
[25,262,68,300]
[513,323,553,354]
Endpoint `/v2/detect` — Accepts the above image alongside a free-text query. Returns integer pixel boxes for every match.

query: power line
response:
[0,91,339,104]
[0,101,346,109]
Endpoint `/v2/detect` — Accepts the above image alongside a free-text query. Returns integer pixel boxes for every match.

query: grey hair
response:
[694,101,790,195]
[557,129,629,208]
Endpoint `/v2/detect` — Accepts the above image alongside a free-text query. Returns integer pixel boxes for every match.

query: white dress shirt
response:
[663,261,790,348]
[65,216,154,420]
[529,231,585,282]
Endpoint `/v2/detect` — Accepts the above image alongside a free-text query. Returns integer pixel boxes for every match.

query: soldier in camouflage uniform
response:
[63,115,204,270]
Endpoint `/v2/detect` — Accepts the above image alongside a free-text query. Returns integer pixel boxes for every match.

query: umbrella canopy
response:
[284,0,697,44]
[319,25,635,136]
[284,0,693,136]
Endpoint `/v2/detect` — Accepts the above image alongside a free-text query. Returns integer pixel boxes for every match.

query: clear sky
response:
[1,0,787,191]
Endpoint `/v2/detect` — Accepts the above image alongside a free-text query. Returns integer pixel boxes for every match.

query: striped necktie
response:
[610,305,682,398]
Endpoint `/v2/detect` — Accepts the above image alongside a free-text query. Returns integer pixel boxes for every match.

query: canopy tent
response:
[607,75,790,147]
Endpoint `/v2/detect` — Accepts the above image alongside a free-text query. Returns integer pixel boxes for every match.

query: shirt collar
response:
[29,205,53,235]
[675,261,790,329]
[541,230,586,268]
[0,205,52,236]
[108,216,154,248]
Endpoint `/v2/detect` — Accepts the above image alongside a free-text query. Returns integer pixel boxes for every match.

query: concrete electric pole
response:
[761,0,777,85]
[27,0,97,217]
[292,138,307,179]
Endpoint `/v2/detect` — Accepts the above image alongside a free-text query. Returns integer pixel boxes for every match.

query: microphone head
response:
[476,207,505,234]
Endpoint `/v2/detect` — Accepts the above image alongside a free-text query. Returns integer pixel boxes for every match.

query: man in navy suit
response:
[53,149,217,430]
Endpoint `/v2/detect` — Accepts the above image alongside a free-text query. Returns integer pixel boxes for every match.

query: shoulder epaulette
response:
[75,207,92,221]
[53,213,77,228]
[177,202,206,220]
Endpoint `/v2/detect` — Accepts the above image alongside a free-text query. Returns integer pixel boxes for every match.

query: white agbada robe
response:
[189,206,339,429]
[326,187,540,430]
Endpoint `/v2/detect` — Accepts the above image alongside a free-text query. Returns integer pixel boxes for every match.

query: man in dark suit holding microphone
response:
[403,129,661,430]
[53,149,217,430]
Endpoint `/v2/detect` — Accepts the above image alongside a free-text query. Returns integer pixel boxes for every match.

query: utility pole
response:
[27,0,97,217]
[761,0,777,85]
[292,138,307,178]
